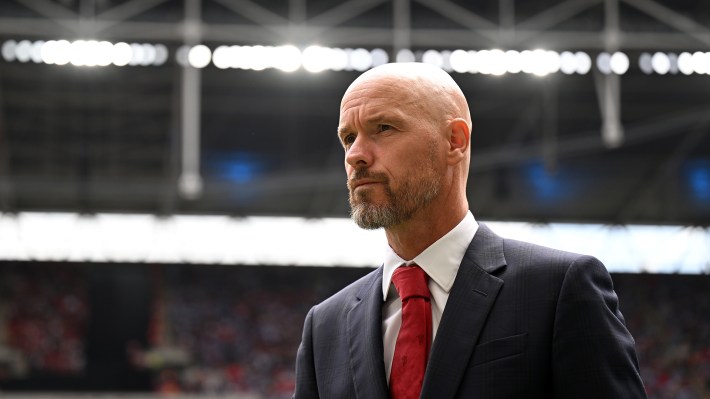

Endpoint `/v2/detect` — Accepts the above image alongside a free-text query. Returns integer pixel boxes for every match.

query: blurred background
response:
[0,0,709,398]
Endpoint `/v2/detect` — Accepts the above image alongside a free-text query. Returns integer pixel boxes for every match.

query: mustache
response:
[347,170,389,190]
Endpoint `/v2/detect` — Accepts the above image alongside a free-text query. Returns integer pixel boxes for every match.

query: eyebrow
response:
[336,112,406,139]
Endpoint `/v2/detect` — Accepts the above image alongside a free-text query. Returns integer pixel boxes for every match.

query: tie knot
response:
[392,265,430,301]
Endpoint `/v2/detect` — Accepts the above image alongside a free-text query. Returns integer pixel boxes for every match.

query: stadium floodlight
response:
[29,40,43,63]
[1,40,16,62]
[69,40,89,66]
[466,51,480,74]
[348,48,371,71]
[422,49,444,69]
[609,51,629,74]
[559,51,577,74]
[485,49,507,75]
[302,45,333,73]
[574,52,592,74]
[129,43,144,66]
[250,45,270,71]
[15,40,32,63]
[677,52,694,75]
[596,52,612,75]
[154,44,168,66]
[95,41,113,67]
[449,49,470,73]
[523,49,559,76]
[667,53,679,74]
[188,44,211,69]
[141,44,157,66]
[651,52,671,75]
[638,53,653,74]
[273,45,301,72]
[212,45,231,69]
[327,48,346,71]
[396,48,415,63]
[112,42,132,66]
[370,48,389,67]
[691,51,709,75]
[504,50,522,74]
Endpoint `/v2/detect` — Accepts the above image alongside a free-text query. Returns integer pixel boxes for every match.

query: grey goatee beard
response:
[348,166,441,230]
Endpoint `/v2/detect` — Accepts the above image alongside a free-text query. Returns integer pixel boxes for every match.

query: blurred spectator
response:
[1,262,707,398]
[615,273,710,399]
[0,263,88,377]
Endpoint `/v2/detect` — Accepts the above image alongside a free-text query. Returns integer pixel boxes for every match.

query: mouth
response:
[350,180,382,190]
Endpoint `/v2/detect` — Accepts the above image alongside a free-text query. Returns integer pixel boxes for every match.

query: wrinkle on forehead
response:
[340,63,471,128]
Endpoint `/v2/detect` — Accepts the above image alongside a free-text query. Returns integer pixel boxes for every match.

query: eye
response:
[377,124,392,132]
[343,134,356,146]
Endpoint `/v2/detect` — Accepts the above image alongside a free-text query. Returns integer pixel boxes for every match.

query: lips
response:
[349,179,382,190]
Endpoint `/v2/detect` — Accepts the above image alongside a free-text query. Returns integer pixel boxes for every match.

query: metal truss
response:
[0,0,709,49]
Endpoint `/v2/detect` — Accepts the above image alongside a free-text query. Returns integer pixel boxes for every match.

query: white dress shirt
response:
[381,211,478,382]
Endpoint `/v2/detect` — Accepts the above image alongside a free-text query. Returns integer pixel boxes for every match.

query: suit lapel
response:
[347,267,389,399]
[420,224,507,399]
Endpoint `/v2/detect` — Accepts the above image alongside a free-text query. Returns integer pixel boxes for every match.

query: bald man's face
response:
[338,75,446,229]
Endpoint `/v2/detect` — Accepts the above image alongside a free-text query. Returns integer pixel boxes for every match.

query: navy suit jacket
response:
[294,224,647,398]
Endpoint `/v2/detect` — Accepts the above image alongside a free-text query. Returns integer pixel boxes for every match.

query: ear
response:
[446,118,470,165]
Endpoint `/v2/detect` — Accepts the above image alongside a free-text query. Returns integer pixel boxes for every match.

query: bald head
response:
[342,62,472,132]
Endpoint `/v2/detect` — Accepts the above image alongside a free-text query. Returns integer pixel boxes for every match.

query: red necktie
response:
[389,265,432,399]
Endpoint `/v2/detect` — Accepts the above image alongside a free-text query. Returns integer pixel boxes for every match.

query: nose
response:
[345,134,372,170]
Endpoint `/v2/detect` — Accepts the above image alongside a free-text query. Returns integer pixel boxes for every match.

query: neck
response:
[384,196,468,260]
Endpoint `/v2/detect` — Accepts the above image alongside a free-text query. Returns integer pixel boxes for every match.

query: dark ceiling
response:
[0,0,709,225]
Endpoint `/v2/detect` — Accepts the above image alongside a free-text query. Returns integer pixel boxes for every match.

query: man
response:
[294,62,646,399]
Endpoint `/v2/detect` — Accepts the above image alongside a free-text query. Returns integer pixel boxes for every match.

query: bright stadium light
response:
[559,51,577,74]
[328,48,346,71]
[575,52,591,74]
[273,45,301,72]
[29,40,43,63]
[422,49,444,68]
[154,44,168,66]
[140,43,157,66]
[1,40,16,62]
[212,45,231,69]
[504,50,522,74]
[639,52,653,74]
[691,51,709,74]
[449,49,470,73]
[175,45,189,67]
[15,40,32,63]
[596,52,612,74]
[129,43,147,66]
[467,51,480,73]
[250,45,270,71]
[1,212,709,273]
[668,53,679,74]
[112,42,132,66]
[609,51,629,74]
[677,52,694,75]
[302,45,333,73]
[396,48,415,63]
[651,52,671,75]
[95,41,113,66]
[478,49,507,76]
[523,49,559,76]
[349,48,372,71]
[188,44,211,68]
[370,48,388,67]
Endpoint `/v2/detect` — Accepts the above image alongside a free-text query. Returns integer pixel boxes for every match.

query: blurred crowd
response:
[0,264,88,377]
[615,273,710,399]
[147,265,323,398]
[0,263,708,398]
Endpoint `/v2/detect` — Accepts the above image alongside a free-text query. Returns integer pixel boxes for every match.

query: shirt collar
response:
[382,211,479,300]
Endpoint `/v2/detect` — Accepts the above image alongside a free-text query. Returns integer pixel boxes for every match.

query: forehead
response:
[339,77,421,121]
